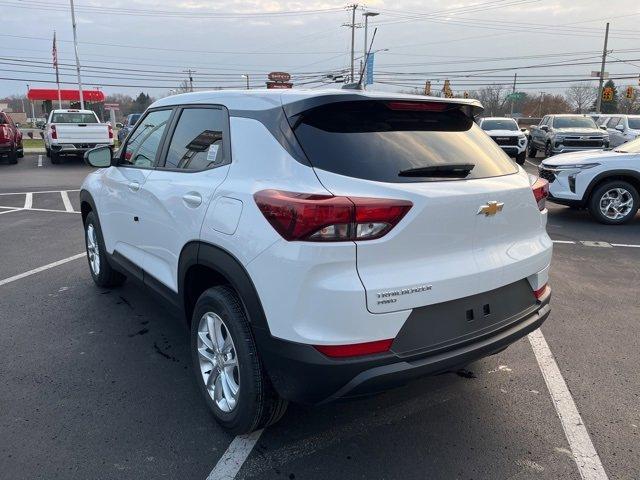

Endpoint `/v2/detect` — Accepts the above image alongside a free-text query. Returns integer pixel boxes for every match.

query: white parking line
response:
[552,240,576,244]
[525,159,540,167]
[37,154,42,167]
[24,193,33,209]
[0,208,22,215]
[60,191,75,212]
[611,243,640,248]
[206,430,264,480]
[0,189,80,196]
[0,253,85,287]
[528,329,609,480]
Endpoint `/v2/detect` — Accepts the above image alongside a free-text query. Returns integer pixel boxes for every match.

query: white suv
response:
[539,137,640,224]
[80,90,553,434]
[477,117,528,165]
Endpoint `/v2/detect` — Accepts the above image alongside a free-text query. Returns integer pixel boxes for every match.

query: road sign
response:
[268,72,291,82]
[266,81,293,89]
[591,71,609,78]
[463,91,469,99]
[602,87,614,101]
[104,103,119,110]
[506,92,525,101]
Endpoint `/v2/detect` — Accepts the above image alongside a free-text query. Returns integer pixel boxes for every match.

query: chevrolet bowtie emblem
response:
[477,201,504,216]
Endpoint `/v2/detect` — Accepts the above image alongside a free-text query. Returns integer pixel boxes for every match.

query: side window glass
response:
[122,109,172,168]
[541,117,549,126]
[163,108,228,171]
[608,117,619,128]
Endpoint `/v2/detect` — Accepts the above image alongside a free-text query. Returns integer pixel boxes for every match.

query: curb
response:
[24,148,46,153]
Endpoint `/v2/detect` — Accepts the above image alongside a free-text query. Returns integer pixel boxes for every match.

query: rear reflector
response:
[314,339,393,358]
[108,124,114,139]
[386,101,450,112]
[531,177,549,211]
[533,284,549,300]
[254,190,412,242]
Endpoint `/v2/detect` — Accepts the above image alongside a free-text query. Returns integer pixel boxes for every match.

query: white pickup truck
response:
[44,109,114,164]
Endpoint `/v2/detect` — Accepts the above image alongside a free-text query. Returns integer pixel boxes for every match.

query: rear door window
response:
[289,100,517,183]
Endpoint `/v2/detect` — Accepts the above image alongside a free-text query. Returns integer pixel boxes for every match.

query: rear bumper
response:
[548,194,585,208]
[257,288,551,405]
[51,143,112,154]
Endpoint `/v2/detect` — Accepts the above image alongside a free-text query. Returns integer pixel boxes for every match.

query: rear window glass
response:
[290,101,517,183]
[51,112,98,124]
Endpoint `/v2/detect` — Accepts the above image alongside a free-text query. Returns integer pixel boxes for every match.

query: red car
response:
[0,111,24,164]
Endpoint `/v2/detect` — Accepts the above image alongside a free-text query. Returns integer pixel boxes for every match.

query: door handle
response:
[182,192,202,207]
[128,181,140,192]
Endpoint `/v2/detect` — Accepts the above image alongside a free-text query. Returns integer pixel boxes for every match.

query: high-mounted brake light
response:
[314,339,393,358]
[531,177,549,211]
[386,101,450,112]
[254,190,412,242]
[50,125,57,139]
[108,124,114,139]
[533,284,549,300]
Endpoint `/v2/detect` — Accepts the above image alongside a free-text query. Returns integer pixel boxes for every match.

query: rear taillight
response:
[314,339,393,358]
[0,125,6,140]
[531,177,549,211]
[254,190,412,242]
[50,125,57,139]
[533,283,549,300]
[108,125,113,139]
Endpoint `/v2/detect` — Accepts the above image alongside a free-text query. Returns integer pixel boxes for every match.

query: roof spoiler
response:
[282,94,484,119]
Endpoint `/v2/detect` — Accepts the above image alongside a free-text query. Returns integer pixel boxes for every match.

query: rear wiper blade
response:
[398,163,475,177]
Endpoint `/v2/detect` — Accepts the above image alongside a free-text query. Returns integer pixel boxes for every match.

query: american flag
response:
[52,31,58,68]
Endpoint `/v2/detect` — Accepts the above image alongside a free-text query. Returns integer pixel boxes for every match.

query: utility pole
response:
[343,4,358,83]
[510,73,518,116]
[69,0,84,110]
[183,69,195,92]
[595,22,610,114]
[27,84,35,122]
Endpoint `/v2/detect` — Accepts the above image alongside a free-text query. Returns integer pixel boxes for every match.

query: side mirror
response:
[520,127,527,132]
[116,122,123,128]
[540,125,549,131]
[600,125,607,130]
[615,125,624,131]
[84,146,113,168]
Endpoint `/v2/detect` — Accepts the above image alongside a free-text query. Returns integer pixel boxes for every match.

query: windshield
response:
[627,117,640,129]
[552,116,597,129]
[290,100,517,183]
[51,112,98,124]
[480,119,519,131]
[615,137,640,153]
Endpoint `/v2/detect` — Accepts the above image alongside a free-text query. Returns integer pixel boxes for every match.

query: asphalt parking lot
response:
[1,154,638,480]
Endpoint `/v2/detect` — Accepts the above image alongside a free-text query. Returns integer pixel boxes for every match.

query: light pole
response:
[242,74,250,90]
[363,11,379,59]
[27,84,35,124]
[69,0,85,109]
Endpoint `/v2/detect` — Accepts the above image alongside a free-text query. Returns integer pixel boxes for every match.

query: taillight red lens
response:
[314,339,393,358]
[386,101,449,112]
[254,190,412,242]
[108,125,113,139]
[531,177,549,211]
[533,284,549,300]
[50,125,57,139]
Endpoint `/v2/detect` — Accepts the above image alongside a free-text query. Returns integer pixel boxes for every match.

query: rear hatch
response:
[287,98,551,314]
[51,111,110,144]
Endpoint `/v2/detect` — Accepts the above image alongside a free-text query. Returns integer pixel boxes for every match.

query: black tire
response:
[588,180,639,225]
[191,286,288,435]
[45,147,51,158]
[527,141,537,158]
[83,211,127,287]
[17,144,24,158]
[50,151,60,164]
[544,142,554,158]
[515,151,526,165]
[7,148,17,164]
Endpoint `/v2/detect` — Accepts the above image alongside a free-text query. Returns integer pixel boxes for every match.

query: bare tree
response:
[522,93,571,117]
[474,85,508,116]
[565,84,598,113]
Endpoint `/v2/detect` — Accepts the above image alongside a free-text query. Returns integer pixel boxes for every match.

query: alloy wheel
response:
[197,312,240,413]
[86,224,101,275]
[599,188,634,220]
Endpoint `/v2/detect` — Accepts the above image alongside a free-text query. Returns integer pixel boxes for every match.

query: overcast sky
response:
[2,0,640,99]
